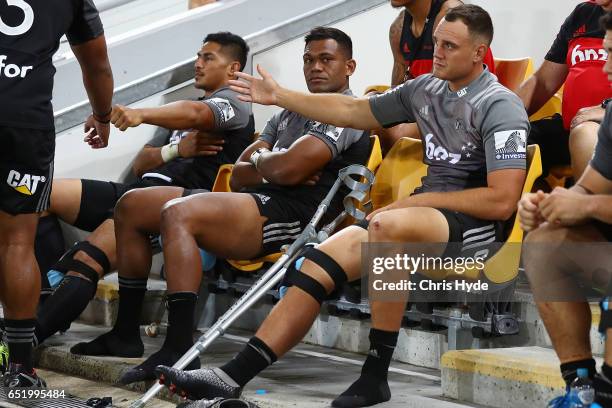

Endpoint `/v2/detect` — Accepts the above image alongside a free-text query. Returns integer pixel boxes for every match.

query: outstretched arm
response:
[229,65,381,130]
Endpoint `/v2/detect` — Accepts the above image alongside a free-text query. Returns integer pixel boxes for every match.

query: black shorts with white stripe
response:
[0,126,55,214]
[437,208,505,261]
[248,191,314,255]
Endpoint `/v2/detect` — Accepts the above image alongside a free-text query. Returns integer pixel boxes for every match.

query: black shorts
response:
[249,191,314,256]
[355,208,504,260]
[437,208,504,260]
[72,177,174,232]
[0,126,55,215]
[595,221,612,242]
[527,114,570,176]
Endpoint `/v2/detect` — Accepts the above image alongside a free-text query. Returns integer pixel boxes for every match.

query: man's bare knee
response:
[115,189,144,223]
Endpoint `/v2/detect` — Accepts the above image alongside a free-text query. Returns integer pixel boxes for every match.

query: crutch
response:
[129,164,375,408]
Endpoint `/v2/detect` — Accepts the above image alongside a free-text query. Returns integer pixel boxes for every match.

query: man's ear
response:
[474,44,487,64]
[228,61,242,77]
[345,58,357,77]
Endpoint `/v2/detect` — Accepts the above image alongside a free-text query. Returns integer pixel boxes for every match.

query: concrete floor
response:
[18,323,485,408]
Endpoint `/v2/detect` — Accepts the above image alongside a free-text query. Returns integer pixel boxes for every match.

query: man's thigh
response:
[0,126,54,215]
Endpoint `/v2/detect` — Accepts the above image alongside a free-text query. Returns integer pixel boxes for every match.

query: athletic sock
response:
[70,276,147,357]
[161,292,198,353]
[332,329,398,408]
[560,358,596,387]
[35,274,96,344]
[219,336,278,387]
[594,364,612,406]
[5,319,35,371]
[118,292,200,385]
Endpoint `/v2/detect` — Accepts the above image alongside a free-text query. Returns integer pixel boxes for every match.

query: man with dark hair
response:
[518,0,612,180]
[0,0,113,388]
[155,5,527,408]
[32,32,254,348]
[71,26,370,386]
[519,10,612,408]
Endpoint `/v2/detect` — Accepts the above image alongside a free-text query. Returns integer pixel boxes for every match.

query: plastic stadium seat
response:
[370,138,542,284]
[211,164,234,193]
[225,134,383,273]
[364,85,390,95]
[494,57,531,92]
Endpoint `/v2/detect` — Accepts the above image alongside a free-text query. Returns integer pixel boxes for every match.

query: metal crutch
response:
[129,164,374,408]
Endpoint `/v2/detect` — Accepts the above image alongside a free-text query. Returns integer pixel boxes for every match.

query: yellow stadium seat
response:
[369,138,542,283]
[494,57,531,92]
[227,134,383,273]
[364,85,390,95]
[211,164,234,193]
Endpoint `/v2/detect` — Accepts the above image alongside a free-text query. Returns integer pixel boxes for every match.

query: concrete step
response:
[78,273,167,327]
[514,288,604,355]
[36,322,481,408]
[441,346,603,408]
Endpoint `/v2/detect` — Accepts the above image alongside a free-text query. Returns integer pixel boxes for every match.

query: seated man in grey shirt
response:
[154,5,528,408]
[70,26,370,386]
[519,11,612,406]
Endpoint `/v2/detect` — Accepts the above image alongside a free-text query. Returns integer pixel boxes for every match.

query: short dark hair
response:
[203,32,249,71]
[601,11,612,31]
[305,27,353,58]
[445,4,494,46]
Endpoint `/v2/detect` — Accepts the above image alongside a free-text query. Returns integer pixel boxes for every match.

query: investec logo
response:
[6,170,46,195]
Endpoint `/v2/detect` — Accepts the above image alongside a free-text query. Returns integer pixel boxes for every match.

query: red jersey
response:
[399,0,495,80]
[546,0,612,129]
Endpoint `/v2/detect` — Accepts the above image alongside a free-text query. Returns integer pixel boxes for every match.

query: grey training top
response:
[369,68,529,194]
[591,104,612,181]
[250,88,370,208]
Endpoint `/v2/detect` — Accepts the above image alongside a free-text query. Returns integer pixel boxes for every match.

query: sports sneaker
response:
[3,363,46,388]
[0,338,8,375]
[547,388,580,408]
[178,398,259,408]
[155,366,241,401]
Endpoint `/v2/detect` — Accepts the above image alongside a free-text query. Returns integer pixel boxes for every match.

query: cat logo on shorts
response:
[6,170,46,195]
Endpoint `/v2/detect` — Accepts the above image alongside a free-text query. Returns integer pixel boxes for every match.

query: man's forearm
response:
[229,162,264,191]
[83,65,113,118]
[275,88,379,130]
[390,187,517,221]
[586,195,612,224]
[141,101,210,131]
[132,147,164,177]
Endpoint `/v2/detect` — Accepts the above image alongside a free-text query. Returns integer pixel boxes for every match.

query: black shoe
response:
[119,347,200,385]
[155,366,241,401]
[178,398,259,408]
[3,364,46,388]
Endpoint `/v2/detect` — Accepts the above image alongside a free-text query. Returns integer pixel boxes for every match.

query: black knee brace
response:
[285,247,347,304]
[53,241,110,284]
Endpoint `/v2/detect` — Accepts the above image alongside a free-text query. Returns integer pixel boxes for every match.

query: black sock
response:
[5,319,35,370]
[560,358,596,387]
[220,336,278,387]
[162,292,198,353]
[35,275,97,344]
[69,276,147,357]
[595,364,612,405]
[113,276,148,338]
[332,329,398,408]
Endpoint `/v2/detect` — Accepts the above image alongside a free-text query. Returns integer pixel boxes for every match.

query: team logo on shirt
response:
[308,121,344,142]
[208,98,235,123]
[494,130,526,160]
[6,170,46,195]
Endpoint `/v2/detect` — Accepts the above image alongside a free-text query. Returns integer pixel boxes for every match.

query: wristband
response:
[249,147,270,169]
[93,108,112,124]
[161,142,180,162]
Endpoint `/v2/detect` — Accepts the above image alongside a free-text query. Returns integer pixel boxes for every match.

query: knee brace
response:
[600,297,612,337]
[284,247,347,304]
[52,241,110,285]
